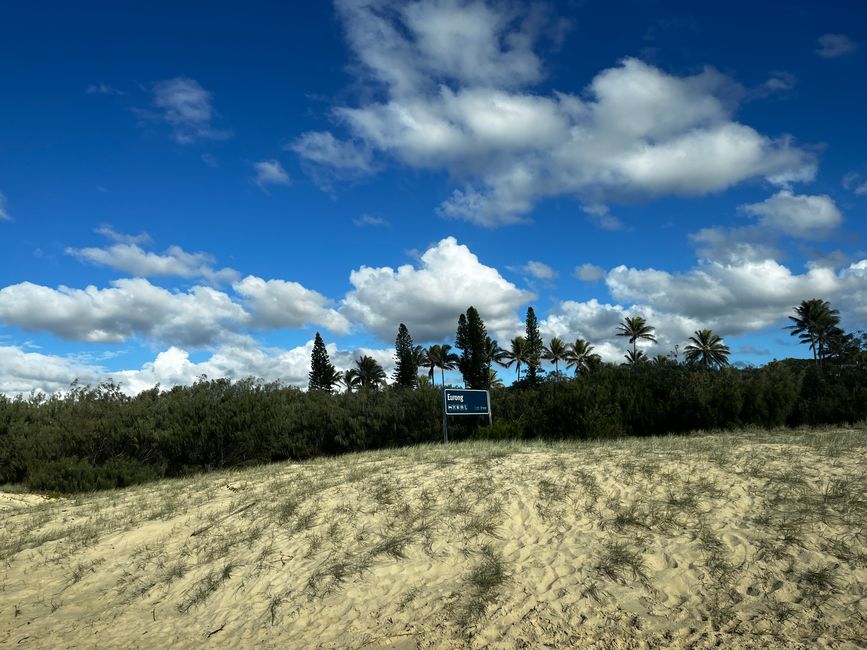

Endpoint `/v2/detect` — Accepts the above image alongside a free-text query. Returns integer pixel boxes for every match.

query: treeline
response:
[1,360,865,493]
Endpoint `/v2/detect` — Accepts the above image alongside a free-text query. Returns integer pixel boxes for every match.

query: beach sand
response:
[1,427,865,648]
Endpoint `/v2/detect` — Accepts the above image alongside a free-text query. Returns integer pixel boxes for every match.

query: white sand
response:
[1,428,865,648]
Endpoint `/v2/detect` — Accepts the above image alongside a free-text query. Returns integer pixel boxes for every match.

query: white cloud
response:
[539,255,867,364]
[150,77,230,144]
[353,213,389,227]
[518,261,557,280]
[233,276,351,335]
[0,346,102,395]
[689,226,781,265]
[290,131,372,173]
[341,236,533,342]
[749,71,797,99]
[94,225,151,245]
[0,192,9,221]
[66,232,239,285]
[843,172,867,196]
[816,33,858,59]
[605,259,848,336]
[574,263,605,282]
[333,0,544,95]
[739,190,842,238]
[253,160,291,189]
[0,340,397,397]
[295,1,816,226]
[0,279,249,346]
[689,190,843,263]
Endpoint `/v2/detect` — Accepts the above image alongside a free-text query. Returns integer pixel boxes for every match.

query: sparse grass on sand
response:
[1,425,866,648]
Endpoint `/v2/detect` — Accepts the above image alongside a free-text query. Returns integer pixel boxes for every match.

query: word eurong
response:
[447,394,465,402]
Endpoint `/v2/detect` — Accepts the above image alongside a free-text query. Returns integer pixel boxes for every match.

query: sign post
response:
[442,388,492,443]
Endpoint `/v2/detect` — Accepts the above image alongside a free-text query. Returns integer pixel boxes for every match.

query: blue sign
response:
[444,389,490,416]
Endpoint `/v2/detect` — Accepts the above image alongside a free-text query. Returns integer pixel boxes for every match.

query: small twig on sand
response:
[206,623,226,639]
[190,502,256,537]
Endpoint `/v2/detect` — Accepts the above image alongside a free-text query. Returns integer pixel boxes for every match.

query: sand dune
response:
[1,427,866,648]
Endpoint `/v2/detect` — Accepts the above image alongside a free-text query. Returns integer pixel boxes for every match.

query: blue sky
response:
[1,0,866,393]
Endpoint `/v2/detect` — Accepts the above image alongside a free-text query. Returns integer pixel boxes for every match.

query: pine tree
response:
[308,332,338,392]
[455,306,490,388]
[524,307,544,386]
[393,323,419,388]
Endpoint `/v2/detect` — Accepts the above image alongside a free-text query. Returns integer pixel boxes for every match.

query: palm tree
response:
[411,345,429,375]
[337,368,361,393]
[355,355,386,389]
[616,315,657,359]
[651,354,672,368]
[421,346,437,383]
[502,336,527,378]
[427,344,459,386]
[623,349,647,366]
[542,337,568,376]
[485,337,510,368]
[683,329,731,368]
[786,299,840,364]
[487,368,505,388]
[564,338,598,376]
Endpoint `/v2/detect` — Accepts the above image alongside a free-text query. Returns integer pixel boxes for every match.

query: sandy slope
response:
[1,427,866,648]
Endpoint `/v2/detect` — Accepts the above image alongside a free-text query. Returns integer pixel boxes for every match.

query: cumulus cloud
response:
[253,160,291,190]
[574,263,605,282]
[0,346,103,395]
[294,1,816,226]
[149,77,230,144]
[0,279,249,346]
[739,190,842,238]
[0,192,9,221]
[66,230,240,285]
[341,236,533,341]
[539,256,867,363]
[606,259,852,336]
[517,261,557,280]
[234,276,351,334]
[0,340,396,397]
[816,33,858,59]
[690,191,843,263]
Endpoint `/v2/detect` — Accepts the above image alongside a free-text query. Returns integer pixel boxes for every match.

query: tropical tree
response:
[485,337,510,368]
[524,307,544,385]
[487,368,505,388]
[651,354,672,368]
[411,345,429,375]
[455,307,490,389]
[623,349,647,366]
[355,355,387,389]
[427,344,460,386]
[337,368,361,393]
[393,323,419,387]
[503,336,527,377]
[786,298,841,364]
[542,337,568,376]
[564,338,598,376]
[308,332,339,392]
[683,329,731,368]
[616,315,657,359]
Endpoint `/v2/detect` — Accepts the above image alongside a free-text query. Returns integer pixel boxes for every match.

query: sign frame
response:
[442,388,492,443]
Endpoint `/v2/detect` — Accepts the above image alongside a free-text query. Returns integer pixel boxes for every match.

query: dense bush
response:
[1,361,865,493]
